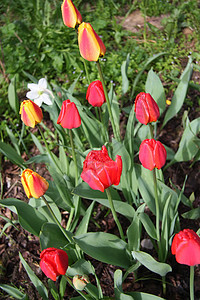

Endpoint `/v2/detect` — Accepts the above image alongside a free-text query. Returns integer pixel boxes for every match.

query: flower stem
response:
[96,60,120,141]
[106,188,125,241]
[41,195,73,244]
[66,129,79,231]
[38,126,63,174]
[190,265,194,300]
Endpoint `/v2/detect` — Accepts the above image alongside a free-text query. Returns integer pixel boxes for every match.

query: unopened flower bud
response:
[73,274,90,291]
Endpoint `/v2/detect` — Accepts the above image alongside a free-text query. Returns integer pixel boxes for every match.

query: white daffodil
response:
[26,78,54,107]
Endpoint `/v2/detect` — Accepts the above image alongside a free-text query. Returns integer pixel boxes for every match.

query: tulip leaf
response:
[182,207,200,220]
[0,283,29,300]
[0,141,26,168]
[121,53,130,95]
[75,201,95,236]
[8,75,19,114]
[172,117,200,163]
[162,56,193,127]
[131,251,172,277]
[145,68,166,114]
[19,252,49,300]
[0,198,47,236]
[109,84,120,139]
[67,259,95,276]
[127,292,165,300]
[74,232,131,269]
[73,183,135,220]
[139,212,157,240]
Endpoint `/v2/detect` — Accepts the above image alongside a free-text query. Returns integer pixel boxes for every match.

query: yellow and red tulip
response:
[78,22,106,61]
[21,169,49,199]
[61,0,82,28]
[20,100,43,128]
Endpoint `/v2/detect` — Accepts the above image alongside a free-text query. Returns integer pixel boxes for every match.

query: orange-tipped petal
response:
[21,169,49,198]
[20,100,43,128]
[61,0,82,28]
[78,23,106,61]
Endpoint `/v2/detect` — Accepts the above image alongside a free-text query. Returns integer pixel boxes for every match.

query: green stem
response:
[96,60,120,141]
[41,195,74,244]
[38,126,63,174]
[190,266,195,300]
[162,276,166,297]
[64,276,91,300]
[66,129,79,231]
[106,188,125,241]
[82,58,90,85]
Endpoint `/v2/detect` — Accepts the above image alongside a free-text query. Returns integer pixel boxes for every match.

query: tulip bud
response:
[86,80,106,107]
[20,100,43,128]
[134,92,160,125]
[40,248,68,281]
[21,169,49,199]
[73,274,90,291]
[57,99,81,129]
[81,145,122,192]
[78,22,106,61]
[139,139,166,171]
[171,229,200,266]
[61,0,82,28]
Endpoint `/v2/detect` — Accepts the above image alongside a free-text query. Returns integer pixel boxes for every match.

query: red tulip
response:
[171,229,200,266]
[20,100,43,128]
[81,145,122,192]
[86,80,105,107]
[21,169,49,199]
[40,248,69,281]
[78,22,106,61]
[57,99,81,129]
[61,0,82,28]
[139,139,166,171]
[134,92,160,125]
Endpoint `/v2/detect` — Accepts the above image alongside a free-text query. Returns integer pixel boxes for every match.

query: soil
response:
[1,9,200,300]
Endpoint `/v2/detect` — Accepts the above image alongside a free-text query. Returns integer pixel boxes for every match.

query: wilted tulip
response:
[61,0,82,28]
[40,248,68,281]
[20,100,43,128]
[21,169,49,199]
[57,99,81,129]
[78,22,106,61]
[134,92,160,125]
[139,139,167,171]
[73,274,90,291]
[171,229,200,266]
[86,80,105,107]
[81,145,122,192]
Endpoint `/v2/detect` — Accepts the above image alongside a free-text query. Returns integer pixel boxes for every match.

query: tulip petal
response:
[54,250,68,275]
[114,155,123,185]
[81,169,105,192]
[27,173,49,198]
[154,141,166,169]
[139,141,155,170]
[135,97,150,125]
[175,239,200,266]
[40,259,58,281]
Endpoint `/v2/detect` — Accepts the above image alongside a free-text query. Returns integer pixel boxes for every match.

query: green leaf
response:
[121,54,130,95]
[48,280,60,300]
[67,259,95,277]
[128,292,165,299]
[109,85,120,138]
[0,141,26,168]
[131,251,172,277]
[74,232,131,269]
[182,207,200,220]
[75,202,95,236]
[145,68,166,114]
[8,75,19,113]
[73,183,135,221]
[139,212,157,240]
[0,283,29,300]
[162,57,193,127]
[0,198,47,236]
[5,125,21,155]
[19,252,49,300]
[173,117,200,163]
[131,52,167,99]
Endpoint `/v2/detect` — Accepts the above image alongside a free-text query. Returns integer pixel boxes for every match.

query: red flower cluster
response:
[40,248,68,281]
[81,145,122,192]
